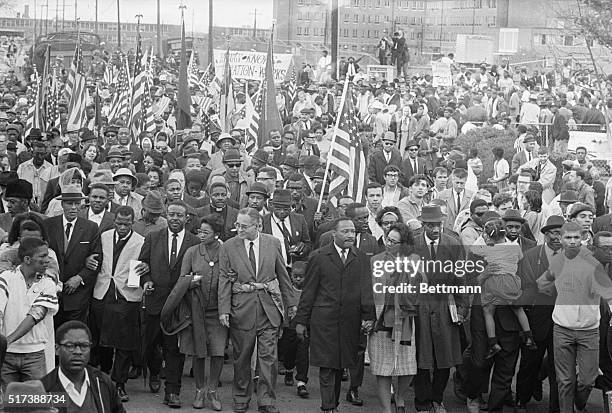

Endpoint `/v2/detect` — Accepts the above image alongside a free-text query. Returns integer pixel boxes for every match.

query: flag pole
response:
[316,75,350,213]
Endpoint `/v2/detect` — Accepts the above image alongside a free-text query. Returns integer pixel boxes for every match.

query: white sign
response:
[213,49,293,83]
[366,65,395,81]
[431,61,452,87]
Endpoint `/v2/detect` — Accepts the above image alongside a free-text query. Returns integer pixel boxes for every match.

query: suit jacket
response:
[516,244,556,342]
[138,228,199,315]
[400,156,427,187]
[78,207,115,234]
[94,229,145,302]
[44,215,102,311]
[368,148,403,185]
[262,212,312,262]
[437,188,475,230]
[217,233,298,330]
[318,230,382,260]
[517,236,536,253]
[511,150,533,174]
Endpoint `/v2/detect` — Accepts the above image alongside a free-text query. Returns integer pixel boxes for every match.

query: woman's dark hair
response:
[8,213,48,244]
[199,214,224,236]
[148,150,164,167]
[387,222,414,257]
[148,166,164,188]
[524,189,542,213]
[375,206,404,227]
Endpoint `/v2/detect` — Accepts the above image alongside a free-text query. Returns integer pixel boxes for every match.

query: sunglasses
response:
[226,163,241,168]
[408,148,419,152]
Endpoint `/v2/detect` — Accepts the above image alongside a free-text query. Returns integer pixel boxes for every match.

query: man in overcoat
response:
[295,217,375,413]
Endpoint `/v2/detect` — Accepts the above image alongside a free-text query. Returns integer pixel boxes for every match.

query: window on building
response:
[297,27,302,35]
[314,28,318,36]
[344,13,350,22]
[375,15,380,23]
[564,35,574,46]
[353,29,358,37]
[474,0,482,8]
[384,0,390,6]
[298,12,302,20]
[304,27,309,35]
[354,14,359,22]
[376,0,381,7]
[374,30,379,37]
[367,29,370,37]
[343,28,349,36]
[488,0,497,7]
[487,15,496,27]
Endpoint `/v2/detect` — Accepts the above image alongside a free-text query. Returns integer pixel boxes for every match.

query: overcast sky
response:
[6,0,274,29]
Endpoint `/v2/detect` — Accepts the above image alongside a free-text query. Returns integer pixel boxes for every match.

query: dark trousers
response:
[488,334,520,412]
[319,367,342,410]
[230,308,278,408]
[349,334,366,389]
[414,368,450,410]
[144,313,185,394]
[279,327,310,384]
[97,347,131,385]
[516,326,559,412]
[55,306,89,328]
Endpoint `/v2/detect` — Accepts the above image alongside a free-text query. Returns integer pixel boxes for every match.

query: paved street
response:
[123,360,605,412]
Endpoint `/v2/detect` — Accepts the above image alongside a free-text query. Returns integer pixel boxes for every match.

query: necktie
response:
[170,233,178,267]
[412,159,416,173]
[65,222,72,240]
[527,152,531,162]
[249,241,257,276]
[456,191,461,211]
[430,241,436,260]
[340,249,347,264]
[280,219,292,264]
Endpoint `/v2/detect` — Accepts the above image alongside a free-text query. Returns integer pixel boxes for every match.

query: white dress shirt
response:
[424,233,439,255]
[114,192,127,206]
[58,366,90,407]
[334,242,348,261]
[88,209,105,227]
[243,234,260,278]
[271,214,292,267]
[168,229,185,262]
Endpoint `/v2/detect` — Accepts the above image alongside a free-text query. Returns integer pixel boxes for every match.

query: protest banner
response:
[213,49,293,83]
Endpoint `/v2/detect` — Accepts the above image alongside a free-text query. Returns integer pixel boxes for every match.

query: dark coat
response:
[295,243,375,369]
[262,211,312,261]
[78,207,115,234]
[183,192,208,209]
[516,244,556,342]
[44,216,102,311]
[593,213,612,234]
[194,204,238,241]
[138,228,199,315]
[413,232,467,369]
[400,156,427,187]
[318,230,382,259]
[368,148,403,185]
[41,366,125,413]
[292,197,319,241]
[551,113,569,142]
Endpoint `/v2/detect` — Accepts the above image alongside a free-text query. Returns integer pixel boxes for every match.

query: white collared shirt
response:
[88,209,105,227]
[453,189,464,210]
[334,242,348,261]
[168,228,185,262]
[62,216,77,244]
[384,150,391,163]
[271,214,292,267]
[505,237,519,245]
[243,234,260,277]
[114,192,127,206]
[58,367,90,407]
[544,243,559,263]
[424,233,438,254]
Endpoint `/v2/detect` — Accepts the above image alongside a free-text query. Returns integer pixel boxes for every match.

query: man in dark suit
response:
[218,208,298,413]
[368,131,403,185]
[515,215,563,412]
[135,200,199,408]
[195,181,238,241]
[44,189,102,325]
[78,182,116,234]
[286,175,319,240]
[502,209,536,252]
[41,153,84,214]
[262,190,312,267]
[413,205,467,412]
[400,139,427,187]
[295,217,374,413]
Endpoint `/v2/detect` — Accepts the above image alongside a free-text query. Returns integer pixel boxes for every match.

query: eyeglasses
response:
[60,342,92,352]
[386,237,401,245]
[226,163,241,168]
[381,220,396,227]
[234,223,255,230]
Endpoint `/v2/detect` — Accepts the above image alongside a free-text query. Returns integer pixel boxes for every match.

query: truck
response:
[454,34,494,64]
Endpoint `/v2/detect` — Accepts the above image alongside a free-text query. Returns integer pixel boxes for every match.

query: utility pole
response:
[156,0,161,57]
[208,0,213,66]
[61,0,65,30]
[250,9,258,38]
[95,0,98,34]
[74,0,77,23]
[33,0,37,44]
[55,0,58,32]
[136,14,142,41]
[472,1,476,34]
[331,0,338,80]
[439,0,444,51]
[116,0,121,50]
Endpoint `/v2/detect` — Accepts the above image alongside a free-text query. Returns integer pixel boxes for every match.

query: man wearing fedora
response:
[110,168,143,221]
[245,182,270,216]
[44,187,101,325]
[210,148,249,208]
[515,215,563,412]
[16,139,52,209]
[41,152,85,214]
[78,171,117,233]
[132,192,167,237]
[0,179,42,233]
[502,209,536,252]
[262,189,312,268]
[400,140,427,188]
[206,132,236,172]
[413,204,466,413]
[101,147,128,175]
[368,131,403,186]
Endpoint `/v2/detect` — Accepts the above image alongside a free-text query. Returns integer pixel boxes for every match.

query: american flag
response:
[66,44,87,131]
[46,65,61,130]
[64,44,78,100]
[25,68,43,137]
[129,32,150,137]
[103,63,115,86]
[327,79,367,203]
[108,59,131,124]
[187,52,201,90]
[245,91,260,154]
[287,62,297,104]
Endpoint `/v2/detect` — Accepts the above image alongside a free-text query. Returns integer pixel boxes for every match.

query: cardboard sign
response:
[431,61,453,87]
[213,49,293,83]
